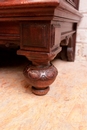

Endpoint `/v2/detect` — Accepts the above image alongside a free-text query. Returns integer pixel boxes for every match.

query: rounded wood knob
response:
[23,63,58,96]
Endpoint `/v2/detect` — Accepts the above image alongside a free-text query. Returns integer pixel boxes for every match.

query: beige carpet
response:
[0,52,87,130]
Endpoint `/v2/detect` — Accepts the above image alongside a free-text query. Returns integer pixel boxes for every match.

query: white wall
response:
[76,0,87,61]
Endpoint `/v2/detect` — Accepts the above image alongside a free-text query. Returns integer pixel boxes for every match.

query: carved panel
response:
[20,22,50,52]
[51,23,61,48]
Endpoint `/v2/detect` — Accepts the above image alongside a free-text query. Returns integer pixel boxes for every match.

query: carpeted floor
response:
[0,50,87,130]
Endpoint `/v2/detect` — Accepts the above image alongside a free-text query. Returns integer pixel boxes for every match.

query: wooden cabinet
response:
[0,0,82,95]
[66,0,79,9]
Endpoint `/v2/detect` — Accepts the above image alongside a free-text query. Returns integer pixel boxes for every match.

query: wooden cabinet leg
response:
[17,50,58,96]
[60,32,76,62]
[23,62,58,96]
[17,21,61,95]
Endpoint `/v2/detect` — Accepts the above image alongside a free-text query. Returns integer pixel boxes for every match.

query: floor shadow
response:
[0,48,30,68]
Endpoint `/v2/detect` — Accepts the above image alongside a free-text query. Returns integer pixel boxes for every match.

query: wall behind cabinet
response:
[76,0,87,61]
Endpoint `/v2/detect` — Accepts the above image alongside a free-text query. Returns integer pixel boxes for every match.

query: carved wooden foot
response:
[60,33,76,62]
[23,63,58,96]
[17,21,61,95]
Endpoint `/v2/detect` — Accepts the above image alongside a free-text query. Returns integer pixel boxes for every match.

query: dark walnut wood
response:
[0,0,82,95]
[23,63,58,95]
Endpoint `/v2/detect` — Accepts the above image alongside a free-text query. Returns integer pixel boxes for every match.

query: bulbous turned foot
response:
[23,63,58,96]
[32,86,50,96]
